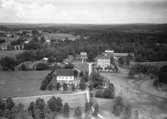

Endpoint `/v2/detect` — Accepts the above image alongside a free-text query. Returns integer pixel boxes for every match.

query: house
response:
[80,52,88,63]
[95,55,113,71]
[53,69,76,84]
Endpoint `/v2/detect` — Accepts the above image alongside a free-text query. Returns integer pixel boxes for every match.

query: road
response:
[100,68,167,119]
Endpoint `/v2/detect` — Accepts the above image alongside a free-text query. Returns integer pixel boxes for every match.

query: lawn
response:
[0,50,24,58]
[0,70,50,98]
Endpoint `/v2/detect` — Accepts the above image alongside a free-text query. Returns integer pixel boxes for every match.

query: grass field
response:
[0,70,51,98]
[0,50,24,58]
[0,70,88,108]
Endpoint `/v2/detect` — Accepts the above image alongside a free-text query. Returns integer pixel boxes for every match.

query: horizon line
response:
[0,22,167,26]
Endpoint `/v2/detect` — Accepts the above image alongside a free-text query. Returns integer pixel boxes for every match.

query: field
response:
[44,32,79,41]
[0,50,24,58]
[0,70,50,98]
[0,71,88,108]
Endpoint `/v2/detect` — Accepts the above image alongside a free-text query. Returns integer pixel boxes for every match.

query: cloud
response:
[0,0,167,23]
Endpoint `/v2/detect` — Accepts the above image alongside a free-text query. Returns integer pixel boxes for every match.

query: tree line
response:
[0,96,99,119]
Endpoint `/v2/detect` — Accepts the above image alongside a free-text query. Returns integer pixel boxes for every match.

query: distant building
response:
[80,52,88,63]
[95,55,113,71]
[104,50,114,56]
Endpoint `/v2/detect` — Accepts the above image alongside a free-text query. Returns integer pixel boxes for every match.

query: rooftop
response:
[114,53,129,57]
[95,55,111,60]
[54,69,74,76]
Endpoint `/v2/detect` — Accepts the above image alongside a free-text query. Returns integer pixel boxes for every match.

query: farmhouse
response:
[95,54,113,71]
[53,69,76,84]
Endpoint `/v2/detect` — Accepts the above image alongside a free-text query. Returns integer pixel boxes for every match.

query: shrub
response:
[122,104,132,119]
[112,96,124,116]
[6,97,15,110]
[74,106,82,119]
[90,72,104,88]
[95,83,115,99]
[79,81,86,90]
[95,90,104,98]
[92,103,99,117]
[0,57,18,71]
[63,103,70,117]
[63,83,68,91]
[103,88,114,98]
[36,63,49,70]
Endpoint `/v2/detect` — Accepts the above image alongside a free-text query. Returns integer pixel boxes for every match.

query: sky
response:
[0,0,167,24]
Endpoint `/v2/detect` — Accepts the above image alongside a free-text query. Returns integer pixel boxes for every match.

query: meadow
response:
[0,70,50,98]
[0,50,24,58]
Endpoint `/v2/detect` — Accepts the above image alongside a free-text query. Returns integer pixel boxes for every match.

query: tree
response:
[40,72,53,90]
[0,98,6,111]
[122,104,132,119]
[103,88,114,98]
[74,106,82,119]
[63,83,68,91]
[35,98,45,111]
[56,83,61,91]
[28,102,36,118]
[47,97,57,112]
[36,63,49,70]
[90,72,103,88]
[47,97,63,113]
[85,102,91,114]
[118,57,124,66]
[79,81,86,90]
[92,103,99,117]
[6,97,15,110]
[158,65,167,85]
[0,57,18,71]
[112,96,124,116]
[63,103,70,117]
[74,70,78,79]
[56,97,63,113]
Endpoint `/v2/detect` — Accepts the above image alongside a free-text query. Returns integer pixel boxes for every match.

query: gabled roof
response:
[95,55,111,60]
[54,69,74,76]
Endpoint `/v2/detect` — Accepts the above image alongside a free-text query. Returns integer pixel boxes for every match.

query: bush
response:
[95,83,115,99]
[90,72,104,88]
[63,103,70,117]
[0,57,18,71]
[112,96,124,116]
[79,81,86,90]
[95,90,104,98]
[103,88,114,98]
[36,63,49,70]
[74,106,82,119]
[63,83,68,91]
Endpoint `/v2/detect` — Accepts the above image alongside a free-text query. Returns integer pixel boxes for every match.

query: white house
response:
[95,55,112,71]
[54,69,75,84]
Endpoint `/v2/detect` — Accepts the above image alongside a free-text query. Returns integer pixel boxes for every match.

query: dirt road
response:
[100,69,167,119]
